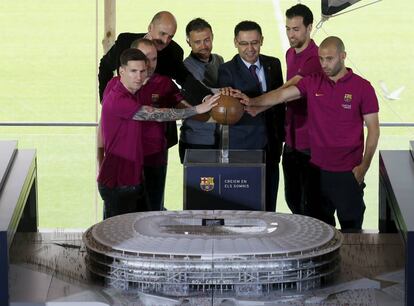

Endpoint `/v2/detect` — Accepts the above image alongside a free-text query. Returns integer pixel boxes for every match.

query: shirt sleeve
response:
[295,77,309,99]
[361,81,379,114]
[105,92,140,119]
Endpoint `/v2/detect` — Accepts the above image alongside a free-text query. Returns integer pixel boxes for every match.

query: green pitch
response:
[0,0,412,229]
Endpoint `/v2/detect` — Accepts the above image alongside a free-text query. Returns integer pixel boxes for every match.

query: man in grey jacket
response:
[179,18,224,163]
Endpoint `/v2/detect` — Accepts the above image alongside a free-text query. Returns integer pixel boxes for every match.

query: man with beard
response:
[179,18,224,163]
[99,11,210,103]
[98,11,212,150]
[99,39,195,212]
[98,48,219,219]
[235,36,380,231]
[282,4,323,217]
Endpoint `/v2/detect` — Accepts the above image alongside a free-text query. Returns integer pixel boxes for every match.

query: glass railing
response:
[1,124,413,230]
[0,126,98,229]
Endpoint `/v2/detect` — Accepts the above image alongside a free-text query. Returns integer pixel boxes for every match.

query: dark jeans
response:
[143,165,167,211]
[179,141,218,164]
[282,145,320,217]
[318,169,366,231]
[98,183,150,219]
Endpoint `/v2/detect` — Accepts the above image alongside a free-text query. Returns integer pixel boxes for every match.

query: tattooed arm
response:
[133,93,220,122]
[133,106,198,122]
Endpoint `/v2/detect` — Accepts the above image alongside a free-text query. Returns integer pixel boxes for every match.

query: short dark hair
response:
[120,48,147,66]
[186,18,212,36]
[285,4,313,27]
[130,38,155,49]
[234,21,262,37]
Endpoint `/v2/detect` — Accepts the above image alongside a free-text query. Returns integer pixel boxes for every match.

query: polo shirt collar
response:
[295,39,318,57]
[324,68,354,84]
[340,68,354,82]
[114,77,138,97]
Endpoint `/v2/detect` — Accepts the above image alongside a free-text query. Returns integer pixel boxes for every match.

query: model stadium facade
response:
[83,210,343,296]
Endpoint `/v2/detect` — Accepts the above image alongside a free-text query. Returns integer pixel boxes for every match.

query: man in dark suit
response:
[98,11,212,148]
[218,21,284,212]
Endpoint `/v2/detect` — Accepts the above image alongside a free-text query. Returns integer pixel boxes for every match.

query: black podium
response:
[0,140,38,305]
[183,149,265,211]
[379,144,414,306]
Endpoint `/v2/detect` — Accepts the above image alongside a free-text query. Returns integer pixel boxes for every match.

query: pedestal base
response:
[183,149,265,211]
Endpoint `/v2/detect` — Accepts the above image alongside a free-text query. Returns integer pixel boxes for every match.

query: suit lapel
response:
[236,55,260,86]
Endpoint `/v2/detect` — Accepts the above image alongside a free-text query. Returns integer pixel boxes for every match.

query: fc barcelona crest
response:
[200,177,215,192]
[344,93,352,103]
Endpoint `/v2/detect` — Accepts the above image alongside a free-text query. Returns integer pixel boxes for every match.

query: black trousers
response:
[98,184,150,219]
[319,169,366,231]
[143,164,167,211]
[265,160,279,212]
[282,145,320,217]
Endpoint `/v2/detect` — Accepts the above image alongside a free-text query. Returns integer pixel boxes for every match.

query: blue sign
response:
[185,166,264,211]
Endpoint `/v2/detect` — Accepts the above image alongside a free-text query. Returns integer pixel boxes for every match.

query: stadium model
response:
[83,210,343,297]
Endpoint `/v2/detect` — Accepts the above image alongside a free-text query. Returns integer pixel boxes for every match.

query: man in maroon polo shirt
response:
[282,4,323,217]
[236,36,380,231]
[132,38,187,212]
[99,39,194,212]
[98,48,218,219]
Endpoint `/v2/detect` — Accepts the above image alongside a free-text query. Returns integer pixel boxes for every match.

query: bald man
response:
[236,36,380,231]
[98,11,212,147]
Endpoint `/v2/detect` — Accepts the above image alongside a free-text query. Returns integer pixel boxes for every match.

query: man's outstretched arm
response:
[133,93,219,122]
[133,106,198,122]
[244,75,304,117]
[236,85,302,107]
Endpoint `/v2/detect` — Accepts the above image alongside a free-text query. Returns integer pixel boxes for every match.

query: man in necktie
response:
[217,21,285,212]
